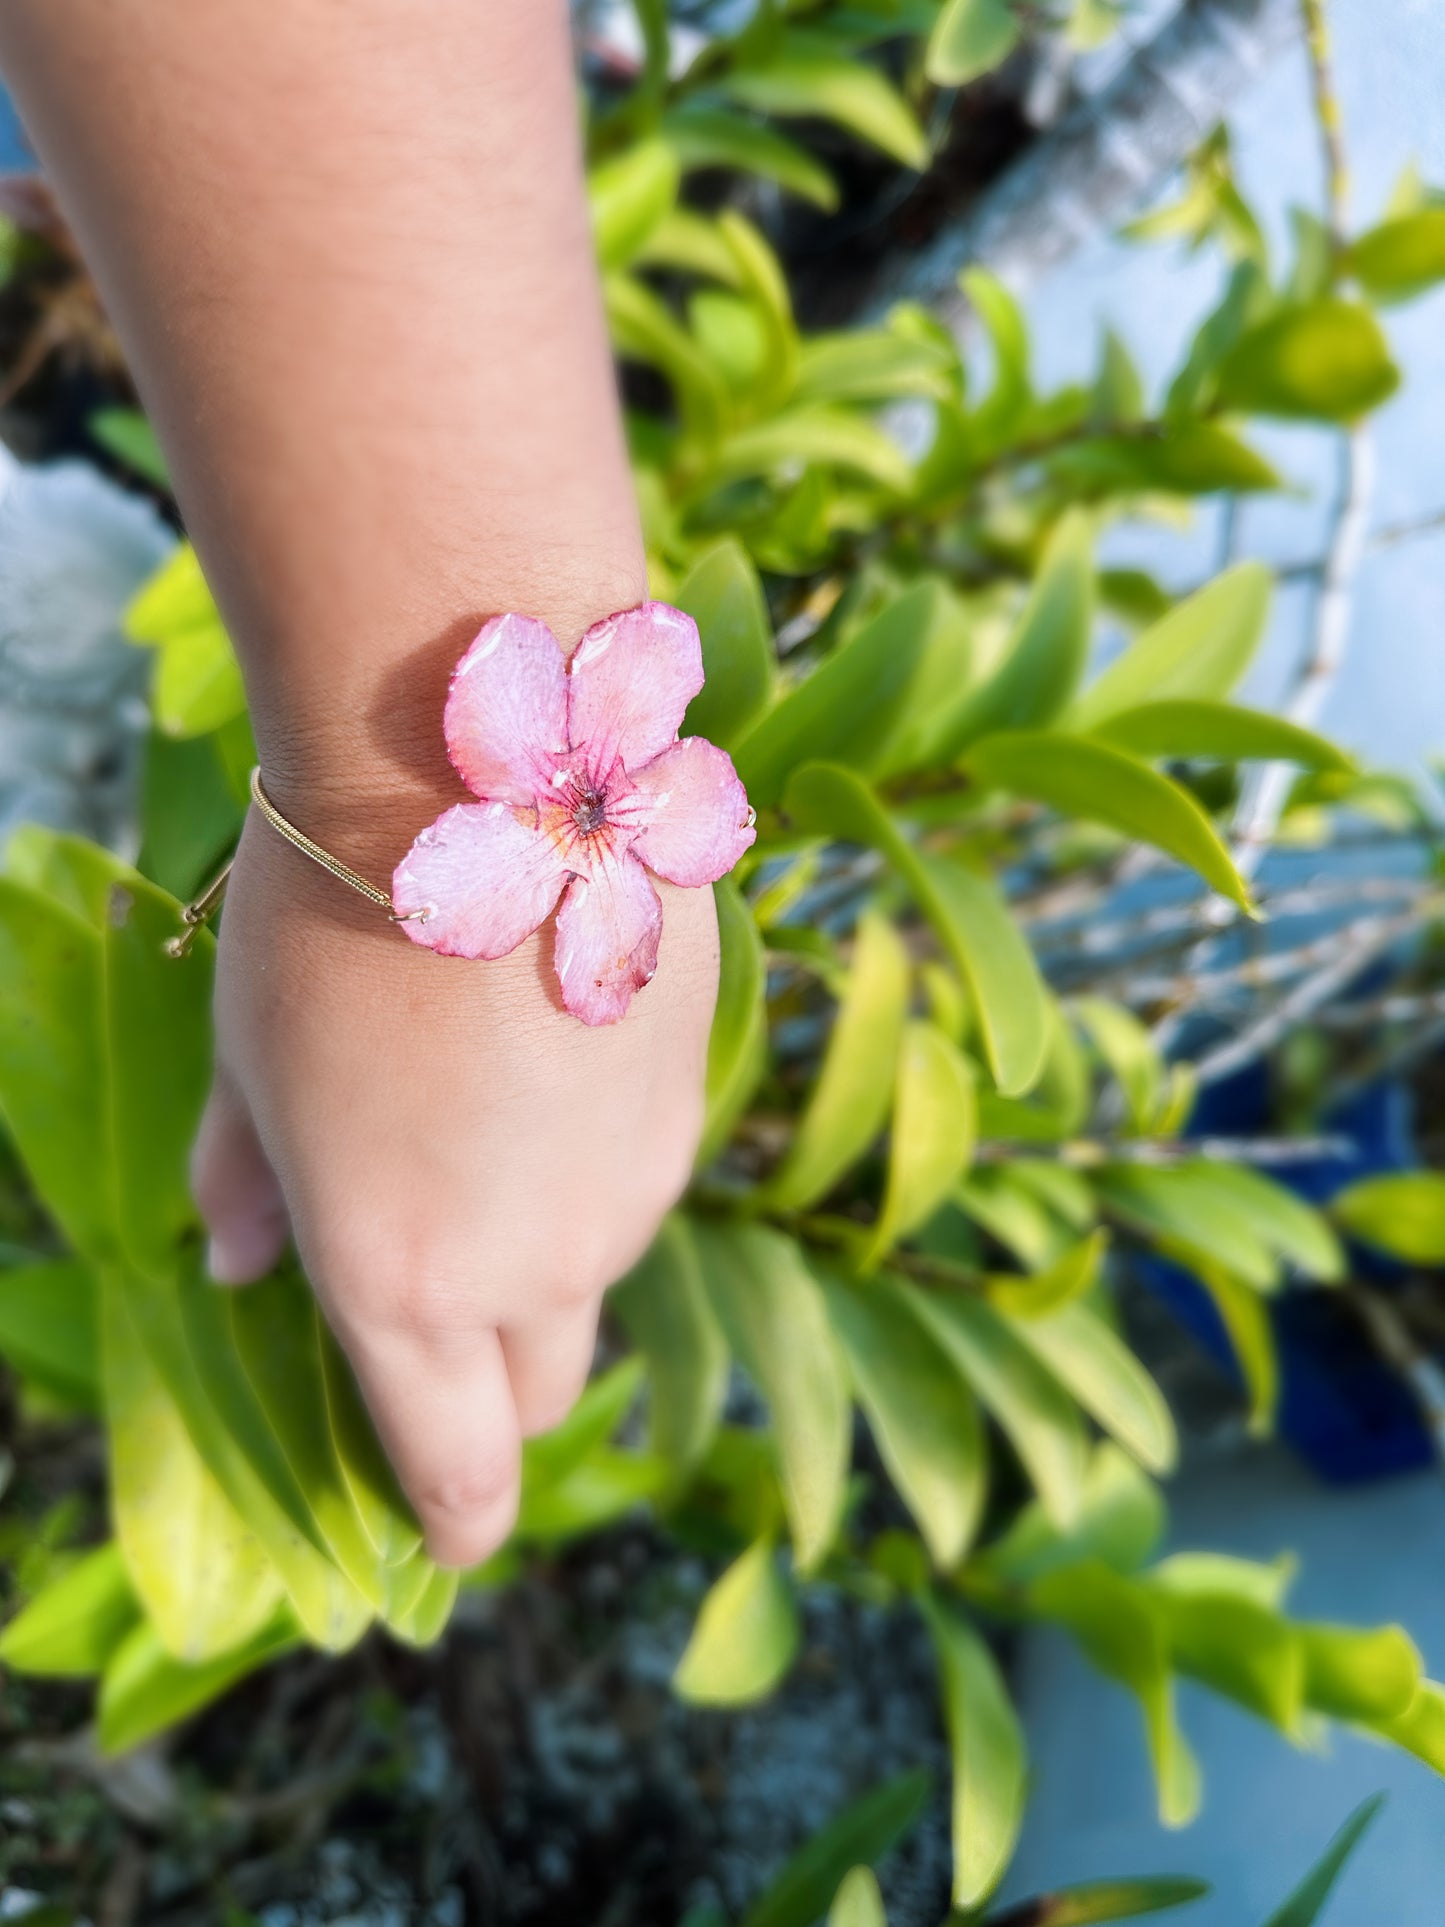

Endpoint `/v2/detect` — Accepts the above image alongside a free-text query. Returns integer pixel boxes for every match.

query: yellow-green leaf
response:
[701,877,768,1164]
[722,47,928,171]
[1010,1299,1178,1475]
[1092,700,1351,771]
[674,1537,799,1706]
[99,1610,298,1755]
[829,1867,887,1927]
[927,0,1022,84]
[922,1600,1027,1907]
[862,1022,977,1267]
[1216,298,1400,421]
[678,538,777,748]
[1333,1171,1445,1265]
[0,1543,138,1678]
[589,137,680,273]
[613,1216,730,1484]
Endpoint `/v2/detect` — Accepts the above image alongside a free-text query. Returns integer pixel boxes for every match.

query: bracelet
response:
[168,601,757,1026]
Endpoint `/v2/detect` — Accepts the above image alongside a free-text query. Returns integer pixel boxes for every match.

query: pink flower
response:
[392,602,756,1025]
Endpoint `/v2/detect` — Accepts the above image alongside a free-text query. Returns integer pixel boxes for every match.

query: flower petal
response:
[567,601,703,776]
[393,801,566,959]
[553,848,663,1025]
[445,614,569,804]
[629,738,756,887]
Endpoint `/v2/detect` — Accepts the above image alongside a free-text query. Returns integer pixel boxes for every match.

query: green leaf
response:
[613,1216,730,1484]
[740,1770,932,1927]
[1030,1562,1200,1828]
[861,1022,977,1266]
[987,1875,1210,1925]
[0,881,112,1259]
[1066,563,1272,730]
[1073,996,1162,1135]
[1350,209,1445,302]
[1091,699,1351,771]
[1051,422,1280,496]
[821,1269,986,1569]
[1299,1621,1421,1723]
[637,208,745,286]
[1093,1164,1280,1291]
[719,210,799,413]
[1259,1795,1385,1927]
[937,511,1095,756]
[662,104,839,209]
[103,1275,285,1663]
[828,1867,886,1927]
[976,1442,1164,1588]
[589,137,680,273]
[678,538,777,748]
[126,546,246,738]
[98,1610,298,1755]
[1333,1172,1445,1264]
[783,763,1050,1096]
[228,1274,394,1610]
[764,909,910,1211]
[961,731,1253,910]
[1378,1680,1445,1773]
[927,0,1021,84]
[962,269,1032,457]
[722,45,929,171]
[0,1258,99,1407]
[606,272,729,442]
[796,328,955,406]
[1216,300,1400,421]
[1194,1260,1279,1435]
[734,581,952,806]
[1182,1164,1344,1283]
[701,404,913,499]
[1152,1589,1303,1732]
[89,406,170,487]
[385,1565,460,1649]
[985,1230,1108,1320]
[695,1222,851,1572]
[0,1543,138,1677]
[905,1285,1087,1527]
[317,1314,422,1567]
[674,1537,800,1706]
[1010,1300,1177,1475]
[922,1600,1027,1906]
[701,877,769,1163]
[523,1356,645,1491]
[102,873,214,1271]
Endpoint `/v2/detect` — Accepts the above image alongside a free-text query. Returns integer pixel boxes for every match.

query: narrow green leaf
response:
[662,104,840,210]
[1091,700,1351,771]
[1030,1562,1200,1828]
[1011,1300,1178,1475]
[605,273,729,443]
[1259,1795,1385,1927]
[734,582,942,808]
[701,405,913,497]
[522,1357,645,1491]
[976,1442,1165,1588]
[829,1867,886,1927]
[922,1600,1027,1906]
[317,1312,422,1567]
[765,909,910,1211]
[1073,997,1162,1135]
[1093,1163,1281,1291]
[1066,563,1271,730]
[740,1770,932,1927]
[783,763,1050,1096]
[1333,1172,1445,1264]
[89,406,170,487]
[98,1610,298,1756]
[861,1022,977,1266]
[612,1215,731,1483]
[985,1231,1108,1320]
[986,1875,1210,1925]
[701,877,769,1163]
[821,1269,986,1569]
[1216,300,1400,421]
[0,1258,99,1407]
[678,538,778,748]
[695,1222,851,1572]
[0,881,112,1259]
[0,1543,138,1677]
[962,731,1252,910]
[588,137,680,272]
[796,329,955,406]
[905,1284,1088,1527]
[927,0,1021,84]
[103,1275,284,1663]
[937,510,1095,755]
[1195,1259,1279,1435]
[1051,422,1280,496]
[722,47,929,171]
[674,1537,800,1706]
[1350,209,1445,301]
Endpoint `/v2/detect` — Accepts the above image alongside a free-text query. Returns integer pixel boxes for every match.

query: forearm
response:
[0,0,644,845]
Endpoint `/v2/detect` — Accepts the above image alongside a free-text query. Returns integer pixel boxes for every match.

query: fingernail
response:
[206,1221,281,1286]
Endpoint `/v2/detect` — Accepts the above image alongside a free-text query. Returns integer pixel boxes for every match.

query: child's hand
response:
[192,809,718,1568]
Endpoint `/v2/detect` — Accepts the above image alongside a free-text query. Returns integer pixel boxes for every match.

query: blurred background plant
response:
[2,0,1445,1921]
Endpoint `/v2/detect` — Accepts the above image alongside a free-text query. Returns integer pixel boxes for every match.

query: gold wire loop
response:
[166,767,408,956]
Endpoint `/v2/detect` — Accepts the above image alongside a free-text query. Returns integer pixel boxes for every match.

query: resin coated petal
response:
[393,801,567,960]
[445,613,569,805]
[553,847,663,1025]
[629,738,756,887]
[566,601,703,776]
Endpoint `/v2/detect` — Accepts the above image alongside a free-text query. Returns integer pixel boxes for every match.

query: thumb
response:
[191,1066,291,1285]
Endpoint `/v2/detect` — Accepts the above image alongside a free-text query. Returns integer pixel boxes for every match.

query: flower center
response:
[572,788,607,835]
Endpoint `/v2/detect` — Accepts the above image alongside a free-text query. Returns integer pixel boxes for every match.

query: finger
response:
[338,1314,521,1569]
[191,1071,290,1285]
[501,1297,600,1439]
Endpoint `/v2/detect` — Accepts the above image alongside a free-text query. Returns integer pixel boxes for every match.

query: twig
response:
[974,1133,1353,1165]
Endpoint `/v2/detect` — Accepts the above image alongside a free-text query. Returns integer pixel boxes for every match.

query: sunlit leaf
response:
[614,1216,730,1483]
[1333,1172,1445,1264]
[1216,299,1400,421]
[674,1537,800,1706]
[722,44,929,171]
[862,1022,977,1266]
[1091,700,1352,771]
[1350,209,1445,302]
[928,0,1021,84]
[589,137,680,273]
[829,1866,886,1927]
[0,1543,138,1677]
[662,104,839,209]
[678,538,778,747]
[98,1610,299,1755]
[1011,1300,1177,1475]
[923,1598,1027,1906]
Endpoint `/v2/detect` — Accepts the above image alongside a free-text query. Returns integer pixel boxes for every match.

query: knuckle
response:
[420,1437,521,1527]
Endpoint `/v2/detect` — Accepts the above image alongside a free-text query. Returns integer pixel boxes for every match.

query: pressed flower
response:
[392,603,756,1025]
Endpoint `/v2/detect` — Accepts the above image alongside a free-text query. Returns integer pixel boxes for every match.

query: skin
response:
[0,0,718,1566]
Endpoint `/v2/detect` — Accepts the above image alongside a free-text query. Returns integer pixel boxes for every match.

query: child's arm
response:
[0,0,718,1566]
